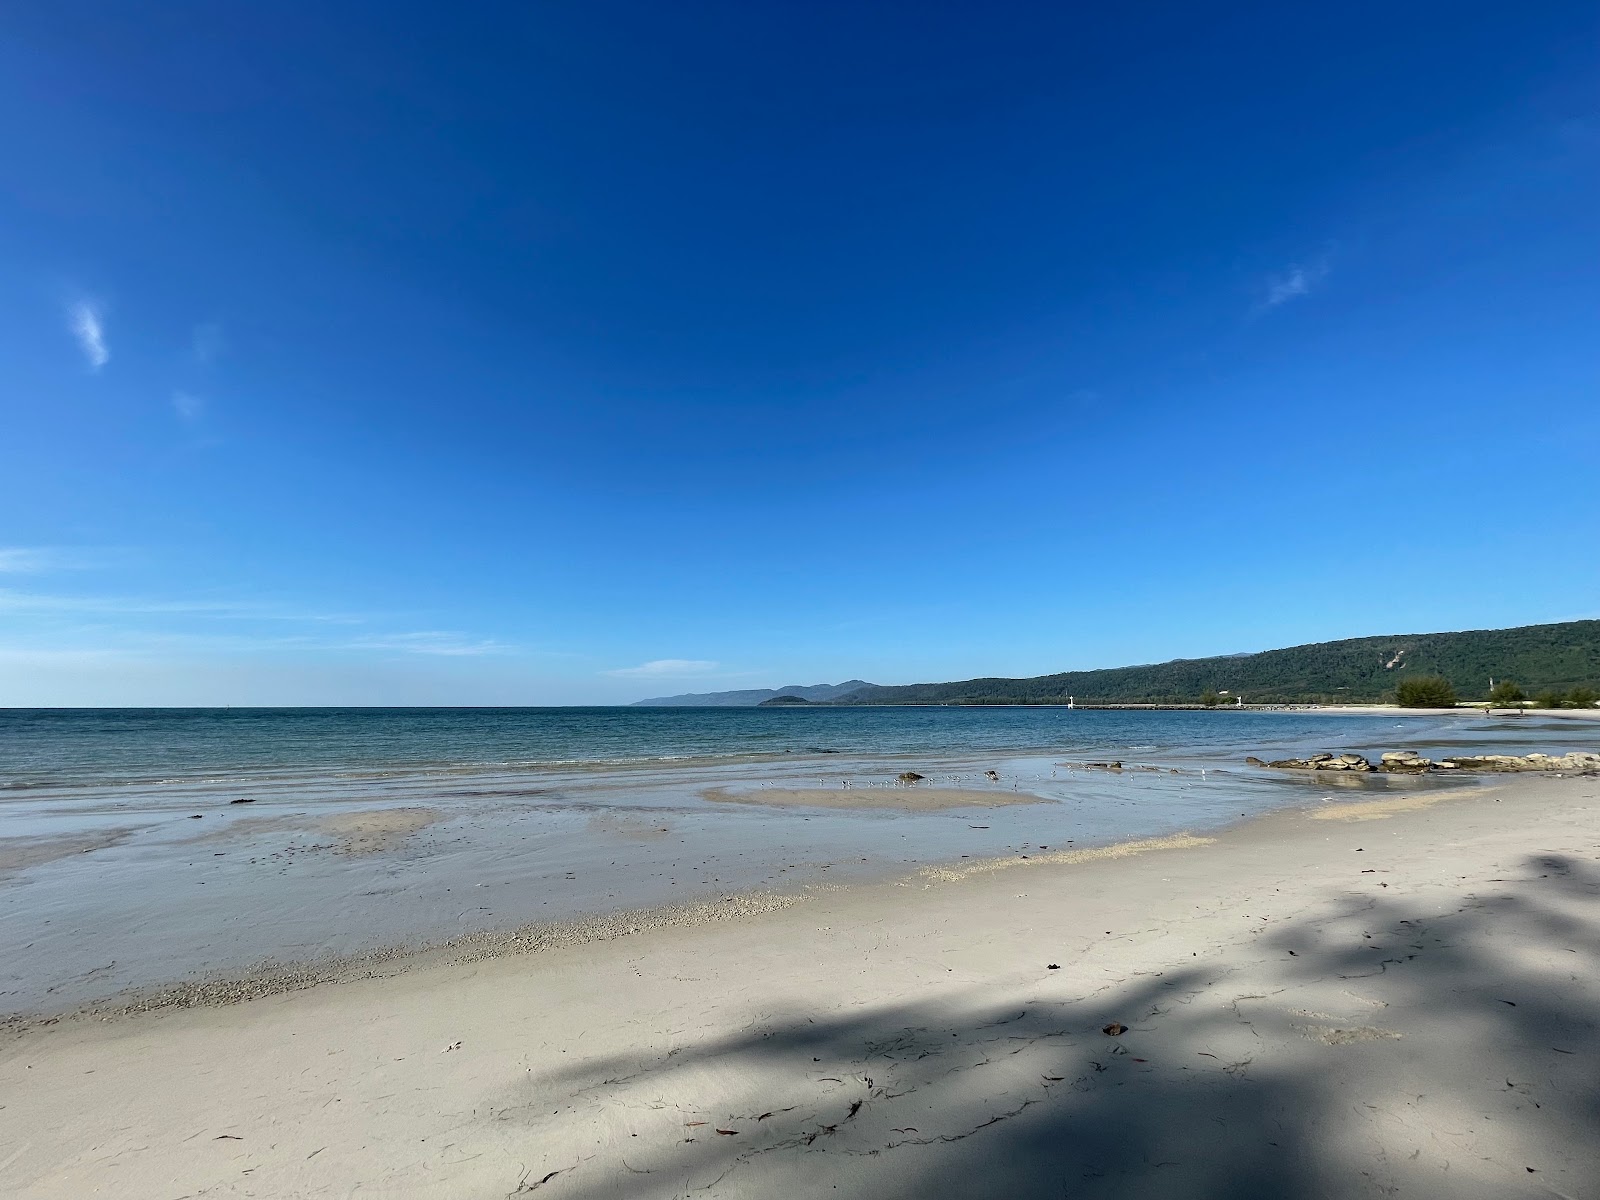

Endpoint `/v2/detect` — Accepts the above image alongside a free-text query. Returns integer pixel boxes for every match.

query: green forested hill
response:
[834,620,1600,706]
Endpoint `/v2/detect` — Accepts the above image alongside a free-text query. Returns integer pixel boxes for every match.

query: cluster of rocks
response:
[1247,750,1600,775]
[1246,752,1391,773]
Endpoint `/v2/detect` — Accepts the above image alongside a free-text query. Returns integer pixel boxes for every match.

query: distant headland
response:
[631,620,1600,708]
[633,680,873,707]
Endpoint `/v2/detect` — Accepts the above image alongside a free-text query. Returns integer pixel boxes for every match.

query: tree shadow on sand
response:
[498,854,1600,1200]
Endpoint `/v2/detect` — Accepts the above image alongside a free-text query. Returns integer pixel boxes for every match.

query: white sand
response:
[3,774,1598,1199]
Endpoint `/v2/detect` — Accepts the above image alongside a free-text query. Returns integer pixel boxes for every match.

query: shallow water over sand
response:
[2,708,1592,1015]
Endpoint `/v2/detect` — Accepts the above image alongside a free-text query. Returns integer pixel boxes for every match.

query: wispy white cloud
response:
[605,658,721,678]
[68,301,109,370]
[0,624,514,661]
[0,548,66,574]
[172,390,205,420]
[0,645,141,666]
[1262,257,1331,309]
[0,547,105,574]
[0,587,360,623]
[0,575,518,666]
[341,631,509,657]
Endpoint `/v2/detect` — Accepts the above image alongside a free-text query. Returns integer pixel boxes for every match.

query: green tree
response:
[1488,680,1525,705]
[1566,685,1599,708]
[1534,689,1565,709]
[1396,676,1458,708]
[1200,689,1220,707]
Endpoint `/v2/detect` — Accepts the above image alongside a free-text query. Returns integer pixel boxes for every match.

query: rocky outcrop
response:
[1249,752,1373,772]
[1379,750,1432,774]
[1248,750,1600,775]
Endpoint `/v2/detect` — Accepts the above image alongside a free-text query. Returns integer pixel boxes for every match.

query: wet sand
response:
[4,727,1578,1018]
[319,805,441,854]
[915,831,1214,881]
[1305,786,1482,821]
[3,771,1598,1199]
[703,784,1051,811]
[0,828,139,879]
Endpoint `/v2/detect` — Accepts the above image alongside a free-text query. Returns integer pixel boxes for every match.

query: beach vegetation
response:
[1566,685,1599,708]
[1200,689,1220,707]
[1396,676,1458,708]
[1488,680,1525,705]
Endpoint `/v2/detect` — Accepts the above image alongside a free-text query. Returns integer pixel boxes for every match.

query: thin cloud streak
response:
[172,391,205,420]
[606,658,720,678]
[68,301,109,370]
[0,625,514,660]
[1262,258,1331,309]
[0,547,105,574]
[342,631,510,657]
[0,549,68,574]
[0,588,361,623]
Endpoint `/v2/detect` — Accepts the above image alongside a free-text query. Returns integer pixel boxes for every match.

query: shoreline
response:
[2,888,809,1037]
[829,702,1600,717]
[0,814,1238,1034]
[8,709,1595,1022]
[0,770,1509,1034]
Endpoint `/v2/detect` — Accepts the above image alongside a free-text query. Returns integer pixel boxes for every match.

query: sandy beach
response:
[4,769,1597,1199]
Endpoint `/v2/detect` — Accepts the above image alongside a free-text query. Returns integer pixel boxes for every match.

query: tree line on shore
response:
[832,620,1600,707]
[1394,676,1599,709]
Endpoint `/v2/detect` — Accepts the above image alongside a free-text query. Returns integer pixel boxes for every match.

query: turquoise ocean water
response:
[0,704,1545,793]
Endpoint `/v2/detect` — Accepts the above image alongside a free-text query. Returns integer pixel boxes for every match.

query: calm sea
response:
[0,705,1503,793]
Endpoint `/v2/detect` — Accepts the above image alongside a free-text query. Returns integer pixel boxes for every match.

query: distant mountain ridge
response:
[831,621,1600,706]
[629,622,1600,708]
[632,680,874,707]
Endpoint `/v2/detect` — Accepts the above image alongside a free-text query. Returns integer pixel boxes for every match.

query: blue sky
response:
[2,2,1598,705]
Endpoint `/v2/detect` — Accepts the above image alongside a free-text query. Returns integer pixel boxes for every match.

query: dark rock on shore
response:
[1379,751,1432,774]
[1257,752,1374,772]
